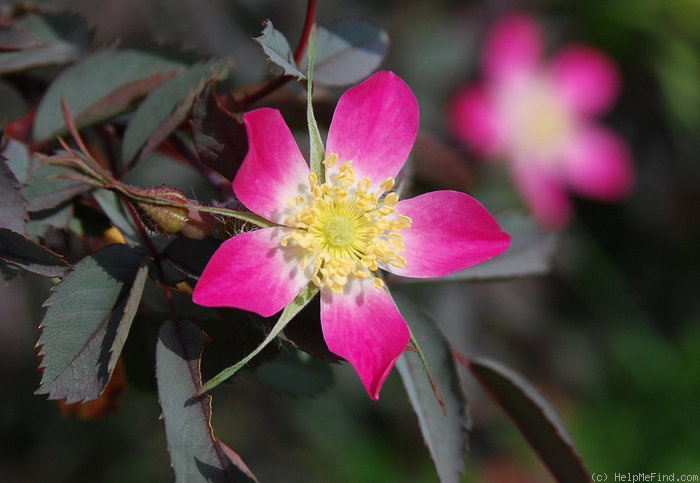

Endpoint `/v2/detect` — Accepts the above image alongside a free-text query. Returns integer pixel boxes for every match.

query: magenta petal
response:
[552,45,620,116]
[325,71,418,190]
[192,227,310,317]
[512,162,572,229]
[483,12,543,82]
[387,191,511,278]
[233,108,311,224]
[449,85,503,156]
[563,126,634,200]
[320,281,410,400]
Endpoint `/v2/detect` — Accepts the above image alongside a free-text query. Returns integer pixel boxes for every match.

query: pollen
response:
[280,154,411,294]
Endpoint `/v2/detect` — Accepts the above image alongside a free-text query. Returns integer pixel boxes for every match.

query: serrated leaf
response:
[156,319,257,483]
[33,48,189,141]
[121,58,236,166]
[23,161,89,212]
[466,357,590,482]
[0,152,28,234]
[310,18,389,87]
[191,82,247,181]
[393,292,469,483]
[253,20,306,80]
[36,244,148,403]
[0,12,92,74]
[0,227,69,277]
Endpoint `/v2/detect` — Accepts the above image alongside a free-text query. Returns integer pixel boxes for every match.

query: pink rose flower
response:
[193,71,510,399]
[450,12,634,229]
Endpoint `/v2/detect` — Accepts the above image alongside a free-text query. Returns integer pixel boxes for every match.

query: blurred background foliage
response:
[1,0,699,481]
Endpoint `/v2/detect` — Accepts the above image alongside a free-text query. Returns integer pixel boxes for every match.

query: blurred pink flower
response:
[193,71,510,399]
[450,12,634,228]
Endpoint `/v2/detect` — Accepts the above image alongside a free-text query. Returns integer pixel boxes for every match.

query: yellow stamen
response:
[281,154,411,294]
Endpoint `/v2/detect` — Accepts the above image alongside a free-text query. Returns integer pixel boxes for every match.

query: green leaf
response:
[306,27,325,181]
[393,292,469,483]
[311,18,389,87]
[23,161,90,212]
[36,244,148,403]
[198,283,319,395]
[0,12,92,74]
[253,20,306,80]
[0,153,28,234]
[466,357,590,482]
[33,48,189,142]
[121,58,236,166]
[0,227,70,277]
[252,342,334,397]
[156,319,258,483]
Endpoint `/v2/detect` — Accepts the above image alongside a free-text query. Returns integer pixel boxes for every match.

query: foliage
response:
[3,1,696,481]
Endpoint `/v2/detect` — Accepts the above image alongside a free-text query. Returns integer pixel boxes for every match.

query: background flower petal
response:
[320,280,410,400]
[386,191,511,278]
[449,85,503,156]
[233,108,311,224]
[512,162,572,229]
[192,227,311,317]
[552,45,620,116]
[325,71,418,191]
[563,126,634,199]
[483,12,543,82]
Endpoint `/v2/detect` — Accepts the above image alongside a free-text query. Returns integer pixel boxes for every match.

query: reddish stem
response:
[232,0,317,110]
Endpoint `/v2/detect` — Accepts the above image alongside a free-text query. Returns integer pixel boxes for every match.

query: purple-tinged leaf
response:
[33,48,189,142]
[0,227,69,277]
[0,12,91,74]
[191,83,247,181]
[92,189,142,246]
[156,319,258,483]
[310,18,389,87]
[465,357,590,483]
[0,22,41,51]
[121,58,236,166]
[23,161,90,212]
[393,292,469,483]
[0,150,28,234]
[163,236,222,279]
[253,20,306,80]
[36,244,148,403]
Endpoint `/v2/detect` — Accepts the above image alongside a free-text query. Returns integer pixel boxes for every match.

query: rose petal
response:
[233,108,311,224]
[449,85,503,156]
[385,191,511,278]
[552,45,620,116]
[483,12,543,82]
[320,280,410,400]
[563,126,634,199]
[325,71,418,192]
[512,162,572,229]
[192,227,311,317]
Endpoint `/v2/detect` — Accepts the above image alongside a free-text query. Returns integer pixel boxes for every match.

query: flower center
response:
[323,216,355,247]
[501,76,576,162]
[281,154,412,295]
